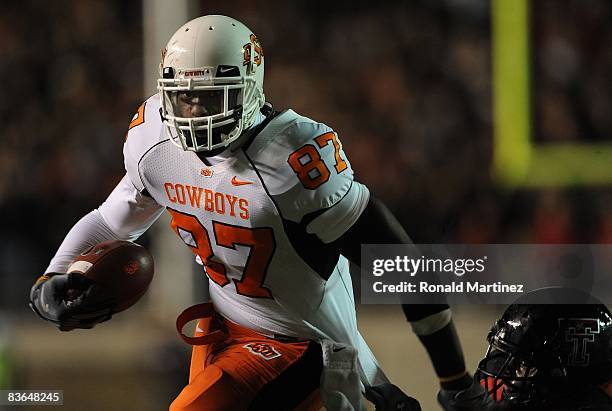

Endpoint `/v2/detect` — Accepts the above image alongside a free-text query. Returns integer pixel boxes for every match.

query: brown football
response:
[66,240,154,313]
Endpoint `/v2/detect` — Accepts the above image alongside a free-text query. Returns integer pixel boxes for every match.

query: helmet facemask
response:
[158,65,262,154]
[476,323,566,408]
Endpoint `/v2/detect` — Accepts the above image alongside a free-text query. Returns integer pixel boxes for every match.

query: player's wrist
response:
[32,272,62,286]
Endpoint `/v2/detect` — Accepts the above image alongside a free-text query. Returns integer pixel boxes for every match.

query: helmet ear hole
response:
[162,67,174,79]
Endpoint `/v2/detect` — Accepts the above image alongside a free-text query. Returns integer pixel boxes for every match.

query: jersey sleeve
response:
[98,174,165,239]
[248,112,370,243]
[123,96,163,193]
[124,138,145,192]
[304,180,370,243]
[46,175,164,273]
[279,122,371,243]
[124,100,149,192]
[46,96,165,273]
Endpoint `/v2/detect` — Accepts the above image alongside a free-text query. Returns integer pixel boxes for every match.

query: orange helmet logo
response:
[160,47,167,65]
[243,34,263,67]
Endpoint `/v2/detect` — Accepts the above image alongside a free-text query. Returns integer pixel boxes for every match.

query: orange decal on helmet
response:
[251,34,263,66]
[243,34,263,67]
[243,43,251,66]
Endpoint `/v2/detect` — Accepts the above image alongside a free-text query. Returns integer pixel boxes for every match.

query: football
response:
[66,240,154,313]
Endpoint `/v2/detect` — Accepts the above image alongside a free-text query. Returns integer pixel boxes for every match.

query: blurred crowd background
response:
[0,0,611,409]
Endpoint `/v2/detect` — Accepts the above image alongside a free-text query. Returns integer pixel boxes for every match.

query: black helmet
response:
[476,302,612,409]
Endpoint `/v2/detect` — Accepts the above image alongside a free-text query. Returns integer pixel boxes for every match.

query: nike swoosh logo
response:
[332,346,346,353]
[231,176,253,186]
[219,67,233,73]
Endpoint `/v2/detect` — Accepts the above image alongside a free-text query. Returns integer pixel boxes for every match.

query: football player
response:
[476,300,612,410]
[29,15,477,410]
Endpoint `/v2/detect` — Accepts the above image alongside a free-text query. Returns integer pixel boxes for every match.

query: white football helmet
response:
[158,15,265,153]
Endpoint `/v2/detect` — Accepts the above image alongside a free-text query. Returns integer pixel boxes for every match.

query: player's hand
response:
[29,273,115,331]
[365,383,422,411]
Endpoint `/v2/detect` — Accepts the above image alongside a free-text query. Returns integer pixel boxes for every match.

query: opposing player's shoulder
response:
[124,94,165,163]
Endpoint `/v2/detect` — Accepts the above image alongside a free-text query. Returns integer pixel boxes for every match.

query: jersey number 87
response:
[168,208,275,299]
[287,132,348,190]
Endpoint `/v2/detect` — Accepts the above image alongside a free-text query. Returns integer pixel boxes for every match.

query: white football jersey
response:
[122,94,384,385]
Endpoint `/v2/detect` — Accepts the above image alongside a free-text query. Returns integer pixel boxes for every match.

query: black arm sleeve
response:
[330,194,449,322]
[330,194,413,266]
